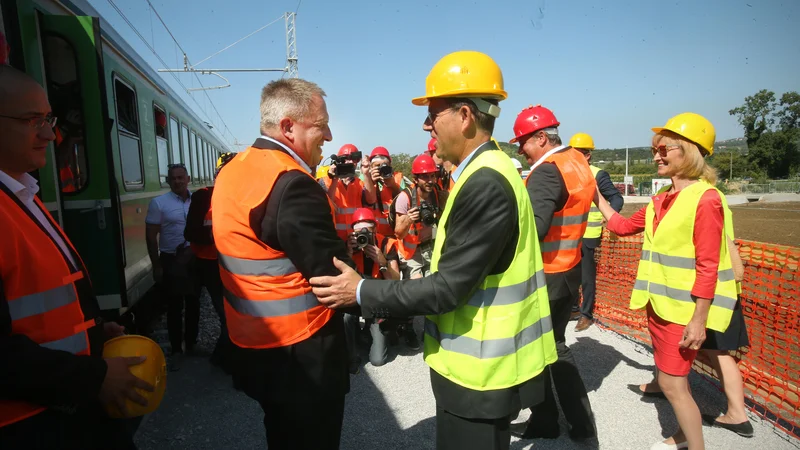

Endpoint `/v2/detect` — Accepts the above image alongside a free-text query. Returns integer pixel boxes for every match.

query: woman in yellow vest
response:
[595,113,743,450]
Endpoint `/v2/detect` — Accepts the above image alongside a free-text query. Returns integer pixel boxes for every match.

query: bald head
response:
[0,66,55,179]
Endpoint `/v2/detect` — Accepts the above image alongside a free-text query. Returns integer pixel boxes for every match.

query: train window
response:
[181,125,192,178]
[42,33,89,194]
[169,116,181,165]
[113,76,143,188]
[191,131,199,183]
[207,146,214,179]
[153,104,169,186]
[199,139,207,182]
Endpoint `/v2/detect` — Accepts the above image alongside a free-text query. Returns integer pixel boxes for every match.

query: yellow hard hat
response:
[569,132,595,150]
[102,335,167,418]
[412,51,507,108]
[316,165,330,180]
[652,112,716,156]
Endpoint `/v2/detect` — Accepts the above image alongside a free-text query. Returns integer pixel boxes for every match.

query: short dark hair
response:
[445,98,497,134]
[167,164,188,177]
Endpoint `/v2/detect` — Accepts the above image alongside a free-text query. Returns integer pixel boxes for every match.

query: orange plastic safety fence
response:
[593,230,800,438]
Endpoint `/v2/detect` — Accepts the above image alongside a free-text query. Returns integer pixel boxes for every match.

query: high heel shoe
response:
[649,439,688,450]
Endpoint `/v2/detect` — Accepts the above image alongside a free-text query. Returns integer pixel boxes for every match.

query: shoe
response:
[568,425,595,441]
[510,421,560,439]
[348,359,361,375]
[168,352,183,372]
[569,311,582,321]
[575,316,593,332]
[701,414,754,438]
[403,326,421,350]
[627,383,666,399]
[649,440,687,450]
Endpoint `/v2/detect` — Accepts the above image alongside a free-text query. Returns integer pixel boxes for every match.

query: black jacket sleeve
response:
[359,168,517,319]
[184,188,213,244]
[0,277,108,407]
[596,169,624,212]
[526,162,568,241]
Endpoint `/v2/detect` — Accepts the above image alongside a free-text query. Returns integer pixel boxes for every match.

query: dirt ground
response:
[619,201,800,247]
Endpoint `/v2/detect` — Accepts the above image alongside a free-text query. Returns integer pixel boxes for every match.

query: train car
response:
[1,0,230,315]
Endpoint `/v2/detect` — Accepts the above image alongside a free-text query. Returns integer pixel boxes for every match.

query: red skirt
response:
[647,303,698,376]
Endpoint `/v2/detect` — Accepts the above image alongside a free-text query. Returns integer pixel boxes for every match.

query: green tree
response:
[729,89,778,148]
[778,91,800,131]
[496,141,528,168]
[390,153,414,178]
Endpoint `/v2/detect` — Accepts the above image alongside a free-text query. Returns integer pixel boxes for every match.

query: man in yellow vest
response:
[310,51,556,450]
[568,133,624,332]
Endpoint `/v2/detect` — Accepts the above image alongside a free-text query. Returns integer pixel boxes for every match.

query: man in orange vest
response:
[184,152,236,372]
[363,146,404,236]
[320,144,370,241]
[509,105,597,441]
[342,208,400,372]
[0,66,153,449]
[211,78,355,450]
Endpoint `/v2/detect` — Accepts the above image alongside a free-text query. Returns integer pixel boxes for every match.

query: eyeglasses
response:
[651,144,681,158]
[0,113,58,129]
[426,108,448,124]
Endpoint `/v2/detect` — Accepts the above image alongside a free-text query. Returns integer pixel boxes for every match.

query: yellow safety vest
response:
[424,149,557,391]
[583,165,603,239]
[630,180,738,332]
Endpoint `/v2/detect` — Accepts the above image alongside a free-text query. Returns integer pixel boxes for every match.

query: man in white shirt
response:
[145,164,200,363]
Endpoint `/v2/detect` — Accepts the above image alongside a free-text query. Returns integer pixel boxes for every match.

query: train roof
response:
[61,0,231,152]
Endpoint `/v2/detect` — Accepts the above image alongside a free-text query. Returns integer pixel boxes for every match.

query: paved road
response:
[134,296,798,450]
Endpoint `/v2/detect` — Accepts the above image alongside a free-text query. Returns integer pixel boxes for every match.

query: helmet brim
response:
[411,90,508,106]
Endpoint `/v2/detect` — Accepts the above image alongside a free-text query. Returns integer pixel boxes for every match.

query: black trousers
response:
[0,405,140,450]
[579,241,598,319]
[160,252,200,353]
[193,257,230,356]
[436,407,510,450]
[528,283,595,434]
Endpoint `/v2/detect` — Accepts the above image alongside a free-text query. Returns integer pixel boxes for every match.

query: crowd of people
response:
[0,43,752,450]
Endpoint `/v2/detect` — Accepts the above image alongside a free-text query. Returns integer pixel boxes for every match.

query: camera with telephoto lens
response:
[354,228,374,250]
[418,201,439,226]
[378,163,393,179]
[330,150,362,179]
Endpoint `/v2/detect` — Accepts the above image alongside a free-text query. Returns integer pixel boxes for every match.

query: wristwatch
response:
[379,264,388,272]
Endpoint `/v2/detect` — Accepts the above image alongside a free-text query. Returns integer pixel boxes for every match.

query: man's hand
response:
[327,164,337,177]
[98,356,155,417]
[152,265,163,283]
[679,318,707,350]
[407,207,420,223]
[103,322,126,338]
[346,234,357,256]
[370,166,382,183]
[361,156,370,175]
[364,244,387,267]
[309,257,361,309]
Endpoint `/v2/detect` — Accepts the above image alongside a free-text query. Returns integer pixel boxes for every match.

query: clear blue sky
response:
[89,0,800,156]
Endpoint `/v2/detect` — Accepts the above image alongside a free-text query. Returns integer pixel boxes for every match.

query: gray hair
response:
[371,155,390,164]
[259,78,326,134]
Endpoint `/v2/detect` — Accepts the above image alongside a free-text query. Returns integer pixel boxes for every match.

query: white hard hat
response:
[511,158,523,169]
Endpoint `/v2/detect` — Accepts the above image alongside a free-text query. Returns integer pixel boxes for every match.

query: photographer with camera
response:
[320,144,371,241]
[342,208,400,372]
[391,154,448,283]
[363,146,404,237]
[427,138,455,191]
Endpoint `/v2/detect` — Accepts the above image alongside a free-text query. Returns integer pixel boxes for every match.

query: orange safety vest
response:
[372,186,395,237]
[396,186,440,261]
[59,166,78,193]
[0,185,95,428]
[322,177,365,241]
[351,234,395,279]
[190,203,218,260]
[212,145,335,349]
[525,147,596,273]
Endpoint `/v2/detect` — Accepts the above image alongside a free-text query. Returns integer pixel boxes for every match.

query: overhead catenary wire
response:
[193,16,284,68]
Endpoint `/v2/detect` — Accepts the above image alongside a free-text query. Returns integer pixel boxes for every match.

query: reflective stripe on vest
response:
[583,165,604,239]
[7,283,76,320]
[629,181,739,333]
[526,148,596,273]
[212,146,334,349]
[424,148,556,391]
[373,186,395,237]
[323,178,364,240]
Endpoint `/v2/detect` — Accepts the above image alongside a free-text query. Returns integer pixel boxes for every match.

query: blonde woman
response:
[596,113,739,450]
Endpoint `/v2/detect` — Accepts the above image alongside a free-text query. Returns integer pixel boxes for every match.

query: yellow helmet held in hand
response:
[412,51,507,117]
[652,112,716,156]
[569,132,595,150]
[102,335,167,418]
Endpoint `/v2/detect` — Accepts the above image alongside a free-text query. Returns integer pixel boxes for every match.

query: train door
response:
[37,14,127,312]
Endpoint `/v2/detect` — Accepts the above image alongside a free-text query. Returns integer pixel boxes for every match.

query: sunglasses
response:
[651,144,681,158]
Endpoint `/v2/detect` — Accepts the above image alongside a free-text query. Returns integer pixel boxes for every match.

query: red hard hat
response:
[351,208,376,226]
[412,154,438,175]
[338,144,358,157]
[509,105,560,144]
[155,111,167,128]
[427,138,437,153]
[370,146,391,161]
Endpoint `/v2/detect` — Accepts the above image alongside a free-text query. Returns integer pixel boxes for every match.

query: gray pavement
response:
[134,296,799,449]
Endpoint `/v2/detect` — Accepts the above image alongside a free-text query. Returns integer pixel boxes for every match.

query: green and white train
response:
[2,0,230,314]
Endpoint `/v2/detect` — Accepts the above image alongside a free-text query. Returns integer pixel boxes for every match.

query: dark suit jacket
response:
[229,138,356,404]
[583,169,624,249]
[359,140,544,419]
